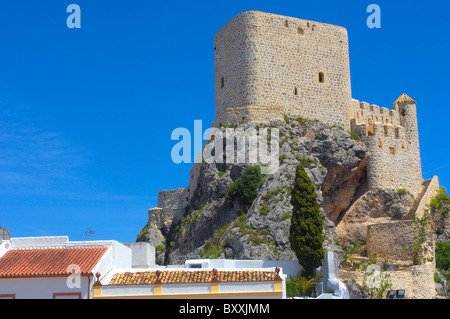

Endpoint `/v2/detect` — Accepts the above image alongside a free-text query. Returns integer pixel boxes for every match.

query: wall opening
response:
[384,126,388,137]
[220,77,225,89]
[367,124,374,136]
[294,87,298,95]
[318,72,325,83]
[395,127,400,139]
[389,147,396,156]
[297,27,304,35]
[284,20,289,27]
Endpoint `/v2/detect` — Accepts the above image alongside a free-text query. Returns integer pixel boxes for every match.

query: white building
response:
[0,236,130,299]
[0,236,288,299]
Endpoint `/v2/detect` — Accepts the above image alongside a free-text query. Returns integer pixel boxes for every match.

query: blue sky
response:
[1,0,449,243]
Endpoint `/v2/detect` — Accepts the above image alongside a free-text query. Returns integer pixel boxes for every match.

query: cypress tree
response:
[289,164,325,277]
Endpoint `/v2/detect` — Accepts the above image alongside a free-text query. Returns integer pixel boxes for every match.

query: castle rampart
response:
[213,11,424,195]
[351,95,422,195]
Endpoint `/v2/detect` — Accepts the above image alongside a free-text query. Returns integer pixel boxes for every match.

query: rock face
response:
[138,117,368,265]
[336,189,415,249]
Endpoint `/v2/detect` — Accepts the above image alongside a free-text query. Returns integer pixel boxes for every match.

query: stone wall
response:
[340,262,436,299]
[213,11,352,129]
[414,176,439,219]
[148,188,187,234]
[366,220,416,265]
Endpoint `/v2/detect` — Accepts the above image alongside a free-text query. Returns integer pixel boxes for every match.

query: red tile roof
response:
[0,247,108,278]
[108,269,280,285]
[395,93,416,104]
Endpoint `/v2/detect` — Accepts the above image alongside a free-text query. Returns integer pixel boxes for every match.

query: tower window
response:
[220,77,225,89]
[318,72,325,83]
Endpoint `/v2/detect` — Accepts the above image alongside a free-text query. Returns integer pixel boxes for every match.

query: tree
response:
[225,165,262,209]
[289,164,325,277]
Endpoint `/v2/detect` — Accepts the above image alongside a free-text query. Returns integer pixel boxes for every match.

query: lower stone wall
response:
[340,262,436,299]
[366,220,415,265]
[415,176,439,219]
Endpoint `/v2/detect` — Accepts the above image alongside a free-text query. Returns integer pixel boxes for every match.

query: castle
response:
[212,11,423,195]
[140,11,444,298]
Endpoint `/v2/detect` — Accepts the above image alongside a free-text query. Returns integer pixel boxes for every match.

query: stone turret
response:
[350,94,423,195]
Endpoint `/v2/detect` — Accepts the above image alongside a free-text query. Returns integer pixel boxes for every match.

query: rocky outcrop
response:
[138,117,368,265]
[336,189,415,249]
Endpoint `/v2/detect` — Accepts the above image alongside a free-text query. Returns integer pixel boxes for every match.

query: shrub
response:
[225,165,262,209]
[430,188,450,221]
[430,188,450,209]
[350,131,362,141]
[397,187,410,195]
[295,155,317,168]
[436,242,450,271]
[289,164,325,277]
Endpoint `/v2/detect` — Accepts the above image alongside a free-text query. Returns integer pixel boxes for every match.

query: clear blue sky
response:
[1,0,449,243]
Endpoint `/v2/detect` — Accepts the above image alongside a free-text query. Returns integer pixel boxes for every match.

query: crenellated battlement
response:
[350,95,422,195]
[351,99,401,128]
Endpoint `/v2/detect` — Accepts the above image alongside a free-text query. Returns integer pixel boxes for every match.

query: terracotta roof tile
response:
[395,93,416,104]
[0,247,108,277]
[108,269,279,285]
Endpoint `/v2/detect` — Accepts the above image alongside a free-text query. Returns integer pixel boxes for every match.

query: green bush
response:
[430,188,450,209]
[430,188,450,221]
[225,165,262,209]
[436,242,450,271]
[397,187,410,195]
[289,164,325,277]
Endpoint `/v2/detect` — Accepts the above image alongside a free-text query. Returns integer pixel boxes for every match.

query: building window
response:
[284,20,289,27]
[297,27,304,35]
[318,72,325,83]
[220,77,225,89]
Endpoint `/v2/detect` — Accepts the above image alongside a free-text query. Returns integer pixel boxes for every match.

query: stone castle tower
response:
[213,11,423,195]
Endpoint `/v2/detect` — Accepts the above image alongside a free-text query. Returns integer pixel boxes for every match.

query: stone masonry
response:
[213,11,423,195]
[213,11,352,130]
